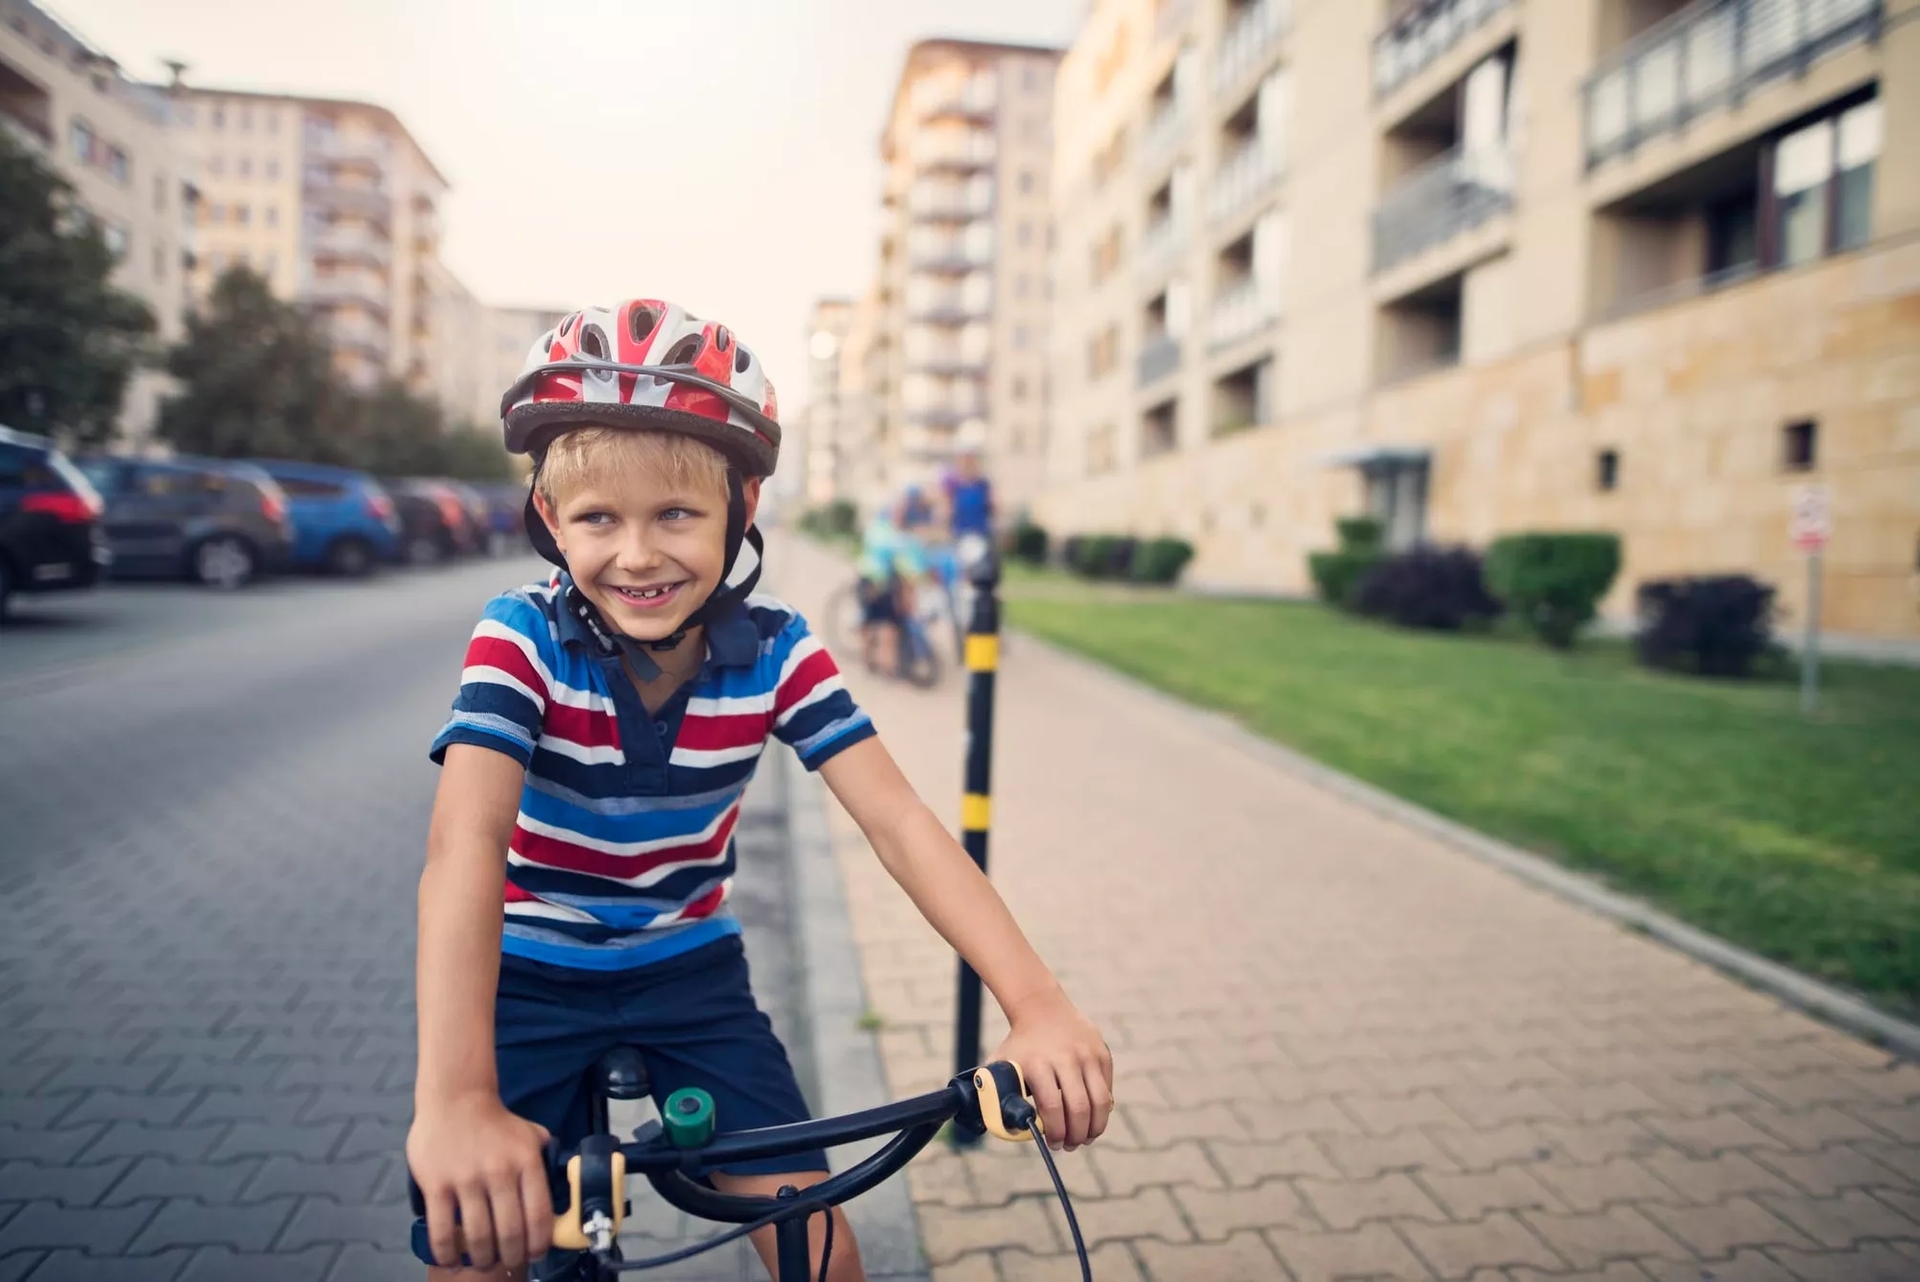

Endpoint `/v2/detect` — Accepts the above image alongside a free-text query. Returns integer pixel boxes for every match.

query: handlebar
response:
[412,1061,1039,1268]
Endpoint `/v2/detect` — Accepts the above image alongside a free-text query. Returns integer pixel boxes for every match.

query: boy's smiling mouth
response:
[605,581,687,610]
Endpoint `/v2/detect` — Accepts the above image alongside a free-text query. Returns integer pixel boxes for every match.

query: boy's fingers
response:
[1028,1064,1067,1146]
[522,1161,555,1259]
[1085,1059,1114,1142]
[456,1183,498,1270]
[425,1186,462,1268]
[1057,1065,1093,1151]
[489,1177,528,1269]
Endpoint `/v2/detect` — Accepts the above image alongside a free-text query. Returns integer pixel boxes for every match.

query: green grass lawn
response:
[1004,575,1920,1016]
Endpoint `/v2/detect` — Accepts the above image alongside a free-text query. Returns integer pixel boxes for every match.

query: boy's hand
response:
[992,992,1113,1152]
[407,1092,553,1270]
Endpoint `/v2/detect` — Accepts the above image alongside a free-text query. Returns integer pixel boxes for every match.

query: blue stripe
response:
[503,916,740,971]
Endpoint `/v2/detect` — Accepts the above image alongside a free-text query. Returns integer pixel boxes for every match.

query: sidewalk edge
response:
[783,751,932,1280]
[1014,629,1920,1061]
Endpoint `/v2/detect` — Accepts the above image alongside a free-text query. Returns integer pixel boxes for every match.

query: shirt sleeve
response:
[769,611,876,771]
[429,593,556,766]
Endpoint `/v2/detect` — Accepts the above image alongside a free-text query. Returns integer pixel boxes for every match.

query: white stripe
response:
[685,691,775,717]
[774,671,845,729]
[508,845,733,890]
[669,741,765,770]
[472,617,554,691]
[534,732,625,765]
[646,878,733,926]
[776,633,826,688]
[504,898,598,923]
[516,804,734,857]
[461,664,544,708]
[549,680,617,713]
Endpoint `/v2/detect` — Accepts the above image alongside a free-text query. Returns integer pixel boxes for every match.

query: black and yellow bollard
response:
[951,547,1001,1146]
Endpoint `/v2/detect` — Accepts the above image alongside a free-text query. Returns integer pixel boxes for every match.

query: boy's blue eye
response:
[661,507,695,522]
[579,512,614,526]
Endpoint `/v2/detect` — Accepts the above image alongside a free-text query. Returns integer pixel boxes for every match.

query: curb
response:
[782,750,932,1281]
[1014,630,1920,1062]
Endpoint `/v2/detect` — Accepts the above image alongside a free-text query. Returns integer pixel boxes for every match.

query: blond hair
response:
[536,425,730,506]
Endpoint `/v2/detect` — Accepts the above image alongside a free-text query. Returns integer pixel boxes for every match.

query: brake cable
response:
[1004,1097,1093,1282]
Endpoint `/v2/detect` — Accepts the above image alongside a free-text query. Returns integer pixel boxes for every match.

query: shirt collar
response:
[553,572,758,671]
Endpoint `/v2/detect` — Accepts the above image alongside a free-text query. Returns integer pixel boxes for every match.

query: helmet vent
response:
[628,304,660,346]
[661,335,702,367]
[734,345,751,374]
[579,323,609,360]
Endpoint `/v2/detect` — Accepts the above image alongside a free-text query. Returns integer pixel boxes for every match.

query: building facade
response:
[799,298,856,505]
[1,0,196,443]
[1042,0,1919,640]
[869,39,1064,515]
[170,85,449,399]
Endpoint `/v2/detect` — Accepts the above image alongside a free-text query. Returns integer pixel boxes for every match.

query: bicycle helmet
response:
[501,298,782,661]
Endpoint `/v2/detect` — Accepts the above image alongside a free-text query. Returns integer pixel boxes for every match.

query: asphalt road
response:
[0,560,807,1281]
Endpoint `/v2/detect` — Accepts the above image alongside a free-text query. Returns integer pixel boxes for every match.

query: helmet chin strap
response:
[529,469,762,681]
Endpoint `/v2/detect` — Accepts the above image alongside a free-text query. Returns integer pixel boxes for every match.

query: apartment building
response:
[1043,0,1918,640]
[0,0,196,443]
[800,298,856,505]
[171,84,449,398]
[870,39,1063,513]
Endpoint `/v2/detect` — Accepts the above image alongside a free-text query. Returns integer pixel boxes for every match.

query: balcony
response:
[0,60,54,152]
[1136,332,1181,387]
[312,226,392,268]
[1135,217,1182,283]
[909,189,993,223]
[906,298,989,324]
[1371,143,1513,274]
[1208,278,1277,349]
[302,177,393,223]
[904,405,985,429]
[1210,140,1284,226]
[306,272,391,315]
[327,315,387,357]
[1138,104,1187,177]
[1584,0,1881,170]
[305,131,389,168]
[918,80,997,122]
[1215,0,1292,100]
[909,246,992,273]
[915,131,997,172]
[1373,0,1513,100]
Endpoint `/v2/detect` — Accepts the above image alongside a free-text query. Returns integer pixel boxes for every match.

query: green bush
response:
[1010,518,1049,566]
[1307,516,1387,609]
[1131,537,1194,584]
[1485,532,1622,648]
[798,499,859,541]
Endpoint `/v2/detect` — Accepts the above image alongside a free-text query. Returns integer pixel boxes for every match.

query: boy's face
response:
[535,450,758,645]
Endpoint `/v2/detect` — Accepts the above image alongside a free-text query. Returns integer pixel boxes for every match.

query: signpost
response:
[1789,484,1830,714]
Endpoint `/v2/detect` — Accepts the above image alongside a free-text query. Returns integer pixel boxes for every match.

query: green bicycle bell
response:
[661,1087,717,1149]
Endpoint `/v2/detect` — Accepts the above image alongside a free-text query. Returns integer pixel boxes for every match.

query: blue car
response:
[250,459,401,576]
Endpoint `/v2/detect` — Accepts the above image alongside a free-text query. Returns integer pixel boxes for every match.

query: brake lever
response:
[968,1061,1040,1144]
[551,1133,627,1254]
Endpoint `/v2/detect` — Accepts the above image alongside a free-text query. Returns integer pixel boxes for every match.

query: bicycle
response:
[409,1051,1091,1281]
[822,576,943,689]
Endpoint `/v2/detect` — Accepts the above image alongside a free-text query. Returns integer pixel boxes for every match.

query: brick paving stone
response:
[1205,1138,1342,1188]
[1637,1246,1802,1281]
[920,1199,1061,1264]
[1298,1173,1449,1232]
[1641,1151,1800,1204]
[1085,1140,1222,1199]
[928,1255,998,1282]
[129,1197,298,1254]
[1753,1189,1920,1249]
[1132,1230,1285,1279]
[1752,1145,1920,1198]
[1517,1205,1693,1269]
[1766,1242,1920,1282]
[1398,1211,1566,1278]
[1744,1106,1891,1152]
[1641,1196,1816,1256]
[1338,1090,1469,1135]
[1265,1221,1435,1281]
[1317,1130,1462,1180]
[321,1244,425,1282]
[1172,1179,1314,1240]
[20,1249,192,1281]
[1529,1157,1678,1214]
[0,1162,129,1209]
[174,1245,337,1282]
[1416,1165,1563,1219]
[995,1242,1145,1282]
[1042,1186,1189,1251]
[1846,1104,1920,1144]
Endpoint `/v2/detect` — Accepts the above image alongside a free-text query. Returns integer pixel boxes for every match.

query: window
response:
[102,223,128,260]
[233,203,250,225]
[69,118,93,163]
[107,146,129,185]
[265,158,280,181]
[153,174,167,212]
[1087,326,1121,378]
[212,105,225,130]
[1783,419,1817,472]
[238,156,252,178]
[1769,97,1881,267]
[239,105,253,132]
[1017,169,1035,194]
[278,476,346,497]
[151,243,166,280]
[1596,448,1619,492]
[265,205,278,228]
[265,108,279,135]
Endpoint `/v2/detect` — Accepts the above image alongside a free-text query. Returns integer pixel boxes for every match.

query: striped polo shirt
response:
[430,574,874,971]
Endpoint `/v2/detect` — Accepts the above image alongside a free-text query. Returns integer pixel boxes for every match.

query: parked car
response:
[77,456,294,589]
[251,459,401,576]
[386,478,479,565]
[0,426,108,621]
[473,482,532,555]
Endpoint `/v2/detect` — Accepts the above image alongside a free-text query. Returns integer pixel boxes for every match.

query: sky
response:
[48,0,1084,408]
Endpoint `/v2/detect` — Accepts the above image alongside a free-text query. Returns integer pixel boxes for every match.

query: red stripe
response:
[509,807,739,880]
[774,649,838,717]
[466,635,548,698]
[545,701,622,750]
[504,880,539,903]
[675,711,770,752]
[676,882,728,923]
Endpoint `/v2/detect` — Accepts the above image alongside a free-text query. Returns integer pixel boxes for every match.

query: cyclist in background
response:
[856,496,929,677]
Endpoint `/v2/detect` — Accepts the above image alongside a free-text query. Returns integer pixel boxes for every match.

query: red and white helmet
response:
[501,299,780,478]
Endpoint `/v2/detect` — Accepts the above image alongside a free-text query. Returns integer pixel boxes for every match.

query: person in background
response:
[856,495,929,677]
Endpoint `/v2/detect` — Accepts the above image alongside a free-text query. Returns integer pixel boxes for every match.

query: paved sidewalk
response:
[774,535,1920,1282]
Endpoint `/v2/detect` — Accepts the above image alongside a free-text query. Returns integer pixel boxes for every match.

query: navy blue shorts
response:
[413,934,826,1187]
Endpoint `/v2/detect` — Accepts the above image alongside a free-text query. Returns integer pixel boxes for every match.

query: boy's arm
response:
[818,737,1113,1150]
[408,744,554,1271]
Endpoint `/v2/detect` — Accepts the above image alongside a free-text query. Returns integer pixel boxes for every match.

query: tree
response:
[342,380,515,481]
[156,267,348,461]
[0,127,156,445]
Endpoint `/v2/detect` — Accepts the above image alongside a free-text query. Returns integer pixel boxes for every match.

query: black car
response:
[77,456,295,589]
[0,426,108,620]
[387,478,481,565]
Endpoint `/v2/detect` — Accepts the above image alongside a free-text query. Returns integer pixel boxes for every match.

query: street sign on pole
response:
[1791,484,1829,714]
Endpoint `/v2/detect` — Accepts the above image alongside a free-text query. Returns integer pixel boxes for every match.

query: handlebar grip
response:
[550,1146,628,1251]
[972,1061,1037,1143]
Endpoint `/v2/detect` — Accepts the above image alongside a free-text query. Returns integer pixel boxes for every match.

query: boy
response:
[408,300,1112,1280]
